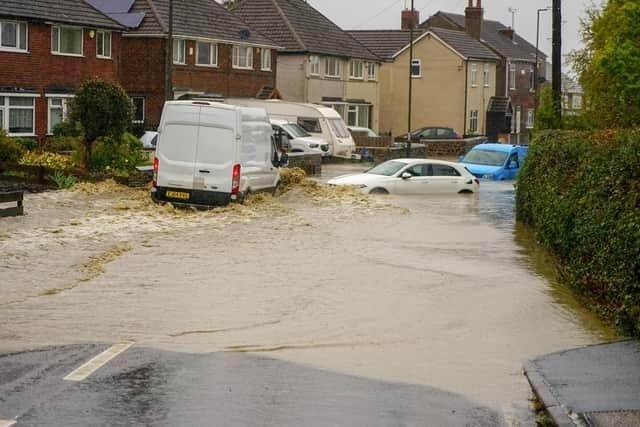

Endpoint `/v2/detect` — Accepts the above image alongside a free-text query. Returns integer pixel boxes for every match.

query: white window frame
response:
[195,41,218,67]
[309,55,320,76]
[261,48,271,71]
[572,94,583,110]
[366,62,377,81]
[469,110,479,133]
[131,97,145,124]
[526,109,534,129]
[529,65,535,92]
[349,60,364,80]
[172,38,186,65]
[51,25,83,57]
[411,59,422,78]
[0,20,28,53]
[0,94,38,137]
[325,57,341,78]
[96,30,111,59]
[470,63,478,87]
[483,63,490,87]
[509,63,516,90]
[46,95,73,135]
[232,45,253,70]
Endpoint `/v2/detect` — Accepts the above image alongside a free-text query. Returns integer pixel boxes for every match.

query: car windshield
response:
[366,161,407,176]
[328,118,351,139]
[463,150,510,166]
[281,123,311,138]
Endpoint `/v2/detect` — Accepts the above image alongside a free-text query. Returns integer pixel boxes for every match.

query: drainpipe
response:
[463,60,468,137]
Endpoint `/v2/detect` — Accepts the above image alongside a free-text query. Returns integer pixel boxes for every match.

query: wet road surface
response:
[0,164,616,425]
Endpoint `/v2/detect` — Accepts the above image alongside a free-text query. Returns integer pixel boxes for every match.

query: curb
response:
[523,361,583,427]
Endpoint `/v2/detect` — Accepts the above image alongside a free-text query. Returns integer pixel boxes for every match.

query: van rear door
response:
[195,106,237,193]
[156,104,200,189]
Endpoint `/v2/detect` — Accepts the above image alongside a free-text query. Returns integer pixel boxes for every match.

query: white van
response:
[151,101,280,206]
[226,99,356,158]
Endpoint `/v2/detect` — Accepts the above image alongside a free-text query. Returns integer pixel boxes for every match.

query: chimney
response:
[465,0,483,40]
[401,8,420,30]
[499,27,515,40]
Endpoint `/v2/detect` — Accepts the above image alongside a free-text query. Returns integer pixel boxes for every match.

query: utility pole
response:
[406,0,415,158]
[164,0,174,101]
[534,8,549,113]
[552,0,562,125]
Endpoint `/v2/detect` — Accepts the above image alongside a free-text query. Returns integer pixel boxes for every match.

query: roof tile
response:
[0,0,123,30]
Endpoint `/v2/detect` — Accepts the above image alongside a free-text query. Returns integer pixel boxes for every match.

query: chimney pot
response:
[464,0,483,40]
[401,8,420,30]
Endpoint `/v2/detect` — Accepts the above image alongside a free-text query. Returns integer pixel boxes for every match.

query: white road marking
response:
[0,420,16,427]
[64,342,134,382]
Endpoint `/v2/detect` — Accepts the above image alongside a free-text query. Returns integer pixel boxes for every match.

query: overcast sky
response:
[304,0,603,71]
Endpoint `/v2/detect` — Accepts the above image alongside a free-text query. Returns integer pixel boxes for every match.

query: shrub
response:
[13,137,38,151]
[50,171,78,189]
[0,131,25,170]
[53,120,83,138]
[90,132,143,174]
[19,151,75,172]
[45,136,82,153]
[517,130,640,336]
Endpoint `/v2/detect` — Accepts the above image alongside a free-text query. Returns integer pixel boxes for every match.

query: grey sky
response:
[306,0,603,70]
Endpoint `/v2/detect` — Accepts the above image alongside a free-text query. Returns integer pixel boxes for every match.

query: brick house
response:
[0,0,123,142]
[112,0,279,129]
[422,0,547,144]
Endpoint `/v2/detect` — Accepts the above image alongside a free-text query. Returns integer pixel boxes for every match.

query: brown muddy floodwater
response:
[0,164,616,425]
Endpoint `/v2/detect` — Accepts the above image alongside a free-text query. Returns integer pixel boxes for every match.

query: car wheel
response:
[369,187,389,195]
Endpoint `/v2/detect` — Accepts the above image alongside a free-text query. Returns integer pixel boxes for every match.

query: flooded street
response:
[0,164,615,425]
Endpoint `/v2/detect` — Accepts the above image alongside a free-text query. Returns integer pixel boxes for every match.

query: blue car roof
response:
[471,143,524,153]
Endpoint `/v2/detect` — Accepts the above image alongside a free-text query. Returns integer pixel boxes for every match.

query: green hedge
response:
[517,130,640,336]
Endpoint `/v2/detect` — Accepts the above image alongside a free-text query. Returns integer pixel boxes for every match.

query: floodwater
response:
[0,164,616,425]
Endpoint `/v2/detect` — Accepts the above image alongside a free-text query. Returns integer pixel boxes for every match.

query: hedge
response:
[516,130,640,336]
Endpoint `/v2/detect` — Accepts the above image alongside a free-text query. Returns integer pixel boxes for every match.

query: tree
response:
[68,80,133,168]
[535,86,559,131]
[571,0,640,128]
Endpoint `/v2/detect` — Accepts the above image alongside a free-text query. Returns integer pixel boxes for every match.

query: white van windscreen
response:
[297,117,322,133]
[328,118,350,138]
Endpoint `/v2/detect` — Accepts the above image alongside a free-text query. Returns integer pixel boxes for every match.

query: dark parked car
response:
[406,127,461,141]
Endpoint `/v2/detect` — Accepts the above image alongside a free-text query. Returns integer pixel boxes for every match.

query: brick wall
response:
[0,22,120,140]
[121,37,277,129]
[508,61,536,144]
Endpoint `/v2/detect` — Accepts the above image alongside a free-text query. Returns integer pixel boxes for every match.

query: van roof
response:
[165,100,240,111]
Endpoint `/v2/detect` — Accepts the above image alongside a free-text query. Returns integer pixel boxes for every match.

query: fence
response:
[352,135,393,148]
[0,191,24,217]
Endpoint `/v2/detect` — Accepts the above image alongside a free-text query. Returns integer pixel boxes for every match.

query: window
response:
[309,55,320,76]
[411,59,421,78]
[326,103,346,119]
[405,164,429,176]
[573,95,583,110]
[350,60,363,79]
[513,105,521,133]
[529,65,535,91]
[0,20,27,51]
[483,63,490,87]
[261,48,271,71]
[196,41,218,66]
[562,95,570,109]
[469,110,479,133]
[327,118,350,138]
[346,105,370,127]
[509,63,516,90]
[526,109,534,128]
[232,46,253,69]
[471,63,478,86]
[325,57,341,78]
[96,30,111,58]
[132,97,145,124]
[297,117,322,133]
[0,96,36,136]
[173,39,186,64]
[52,26,83,56]
[367,62,377,80]
[48,97,71,134]
[432,164,461,177]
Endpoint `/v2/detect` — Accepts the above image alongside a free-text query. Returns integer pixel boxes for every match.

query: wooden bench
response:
[0,191,24,217]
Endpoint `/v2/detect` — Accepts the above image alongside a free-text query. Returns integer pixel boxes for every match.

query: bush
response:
[50,171,78,189]
[45,136,82,153]
[517,130,640,336]
[0,131,25,170]
[13,137,38,151]
[19,151,75,172]
[90,132,143,174]
[53,120,83,138]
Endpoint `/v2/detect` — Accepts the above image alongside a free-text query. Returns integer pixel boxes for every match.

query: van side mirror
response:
[401,172,412,180]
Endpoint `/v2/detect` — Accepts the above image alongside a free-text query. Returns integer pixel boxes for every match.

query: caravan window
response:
[297,117,322,133]
[328,118,350,139]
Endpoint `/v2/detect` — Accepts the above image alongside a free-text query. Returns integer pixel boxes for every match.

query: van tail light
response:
[231,164,241,195]
[152,156,159,186]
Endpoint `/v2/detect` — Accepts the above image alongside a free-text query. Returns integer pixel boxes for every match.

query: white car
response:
[140,131,158,149]
[271,119,329,156]
[328,159,479,195]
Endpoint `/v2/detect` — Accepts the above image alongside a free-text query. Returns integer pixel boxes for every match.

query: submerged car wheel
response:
[369,187,389,195]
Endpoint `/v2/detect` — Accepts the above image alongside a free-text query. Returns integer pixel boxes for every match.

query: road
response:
[0,164,616,426]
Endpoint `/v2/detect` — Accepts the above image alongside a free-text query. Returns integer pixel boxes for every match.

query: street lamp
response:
[534,7,550,112]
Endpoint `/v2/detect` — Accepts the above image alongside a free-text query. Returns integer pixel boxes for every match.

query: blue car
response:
[460,143,529,180]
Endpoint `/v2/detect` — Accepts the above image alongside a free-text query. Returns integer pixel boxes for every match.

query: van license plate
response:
[166,191,190,200]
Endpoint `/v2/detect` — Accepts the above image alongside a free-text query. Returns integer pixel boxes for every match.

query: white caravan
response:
[152,101,280,206]
[226,99,356,158]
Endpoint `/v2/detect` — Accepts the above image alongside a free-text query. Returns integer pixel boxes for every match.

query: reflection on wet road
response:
[0,164,615,425]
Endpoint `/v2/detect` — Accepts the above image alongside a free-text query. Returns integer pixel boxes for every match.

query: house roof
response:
[127,0,277,47]
[348,27,499,62]
[0,0,123,30]
[424,12,546,63]
[232,0,379,61]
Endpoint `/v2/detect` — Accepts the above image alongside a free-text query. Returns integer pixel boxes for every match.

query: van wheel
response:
[369,187,389,195]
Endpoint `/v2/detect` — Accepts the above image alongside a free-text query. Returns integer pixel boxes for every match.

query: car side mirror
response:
[401,172,412,180]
